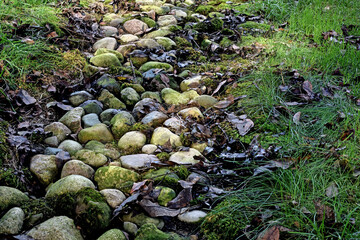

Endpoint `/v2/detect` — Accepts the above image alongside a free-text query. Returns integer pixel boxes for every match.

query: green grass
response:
[202,0,360,238]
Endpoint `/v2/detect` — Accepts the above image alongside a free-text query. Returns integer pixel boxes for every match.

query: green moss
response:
[169,25,183,32]
[239,21,271,31]
[108,65,142,77]
[135,223,170,240]
[193,18,223,32]
[221,28,234,35]
[184,47,202,61]
[196,5,216,15]
[201,197,244,239]
[131,122,150,132]
[220,37,233,48]
[170,165,190,180]
[0,120,9,164]
[175,37,192,48]
[156,152,170,162]
[122,83,145,93]
[141,17,157,28]
[21,198,55,228]
[143,168,180,189]
[184,16,199,23]
[0,168,33,192]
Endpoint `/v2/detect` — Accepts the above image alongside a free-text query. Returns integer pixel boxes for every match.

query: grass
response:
[201,0,360,238]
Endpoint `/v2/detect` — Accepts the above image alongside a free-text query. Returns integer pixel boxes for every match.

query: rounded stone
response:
[82,113,101,128]
[69,91,94,106]
[180,75,202,92]
[100,109,121,123]
[0,186,29,212]
[178,210,207,223]
[80,100,103,115]
[120,154,159,170]
[44,122,71,142]
[120,34,139,43]
[73,149,108,168]
[150,127,182,147]
[123,19,148,34]
[101,26,119,36]
[120,87,140,106]
[58,140,83,155]
[0,207,25,235]
[61,160,95,179]
[59,107,85,133]
[118,131,146,153]
[27,216,83,240]
[123,222,138,236]
[110,111,136,139]
[30,154,58,186]
[78,123,114,144]
[155,186,176,206]
[193,95,218,108]
[157,15,177,27]
[136,39,161,49]
[90,53,122,68]
[139,61,173,72]
[45,175,95,198]
[169,148,203,165]
[141,111,168,127]
[98,89,126,110]
[161,88,199,105]
[155,37,176,50]
[142,144,158,154]
[97,229,126,240]
[178,107,204,120]
[163,117,184,133]
[93,37,117,50]
[100,189,126,208]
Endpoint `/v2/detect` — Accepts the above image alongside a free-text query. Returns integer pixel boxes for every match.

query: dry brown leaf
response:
[257,226,280,240]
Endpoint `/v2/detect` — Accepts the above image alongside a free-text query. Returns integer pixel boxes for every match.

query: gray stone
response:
[141,144,158,154]
[120,154,159,170]
[123,19,148,34]
[93,37,117,50]
[96,74,122,95]
[157,15,177,27]
[44,136,59,147]
[0,207,25,235]
[101,26,118,37]
[150,127,182,147]
[110,18,126,27]
[121,87,140,106]
[163,117,184,133]
[169,148,203,165]
[100,109,121,122]
[27,216,83,240]
[30,154,58,186]
[44,122,72,143]
[45,175,95,198]
[133,98,161,119]
[59,107,85,133]
[120,34,139,43]
[58,140,83,155]
[61,160,95,179]
[118,131,147,154]
[69,91,94,106]
[141,111,168,127]
[180,75,202,92]
[78,123,114,144]
[178,210,207,223]
[74,149,108,168]
[80,100,103,115]
[100,189,126,208]
[85,140,120,160]
[136,39,161,49]
[82,113,101,128]
[44,147,62,155]
[0,187,29,212]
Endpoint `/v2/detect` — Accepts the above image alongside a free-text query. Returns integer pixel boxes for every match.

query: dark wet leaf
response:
[7,135,29,148]
[227,113,254,136]
[139,199,181,217]
[212,80,227,96]
[17,89,36,105]
[167,188,192,209]
[314,200,335,222]
[112,192,141,219]
[130,179,149,194]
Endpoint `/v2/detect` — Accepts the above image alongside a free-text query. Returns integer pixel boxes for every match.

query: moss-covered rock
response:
[59,107,85,133]
[143,168,180,188]
[98,229,126,240]
[161,88,199,105]
[141,91,162,102]
[155,186,176,206]
[74,149,108,168]
[141,17,157,28]
[0,207,25,235]
[30,155,58,186]
[78,123,114,144]
[90,53,122,68]
[96,75,122,95]
[94,166,140,193]
[0,186,29,212]
[118,131,147,154]
[140,5,165,15]
[193,95,218,108]
[45,175,95,199]
[193,18,223,32]
[144,29,172,38]
[85,140,120,160]
[121,87,141,106]
[61,160,95,179]
[58,140,83,155]
[98,89,126,110]
[123,212,164,229]
[155,37,176,50]
[139,62,173,72]
[135,223,181,240]
[110,111,136,139]
[150,127,182,147]
[195,5,215,15]
[95,48,124,62]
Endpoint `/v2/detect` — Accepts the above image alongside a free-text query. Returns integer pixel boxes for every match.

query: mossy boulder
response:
[110,111,136,139]
[58,140,83,155]
[141,91,162,102]
[169,148,203,165]
[135,223,181,240]
[27,216,83,240]
[74,149,108,168]
[45,175,95,199]
[178,107,204,120]
[139,62,173,73]
[180,75,202,92]
[98,89,126,110]
[95,48,124,62]
[121,87,141,106]
[90,53,122,68]
[96,75,122,95]
[193,95,218,108]
[98,229,126,240]
[122,83,145,93]
[61,160,95,179]
[141,17,157,28]
[161,88,199,105]
[30,155,58,186]
[123,212,164,229]
[193,18,223,32]
[195,5,215,15]
[155,186,176,206]
[0,186,29,212]
[155,37,176,50]
[140,5,165,14]
[85,140,120,160]
[78,123,114,144]
[0,207,25,235]
[44,122,71,142]
[136,39,161,49]
[94,166,140,193]
[144,29,172,39]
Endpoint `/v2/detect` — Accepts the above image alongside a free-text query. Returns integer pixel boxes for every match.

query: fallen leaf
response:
[47,31,58,38]
[314,200,335,222]
[167,188,192,209]
[130,179,149,194]
[293,112,301,125]
[325,182,339,198]
[257,226,279,240]
[17,89,36,105]
[139,199,181,217]
[227,113,254,136]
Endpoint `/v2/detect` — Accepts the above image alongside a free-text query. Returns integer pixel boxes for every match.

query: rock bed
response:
[0,0,267,239]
